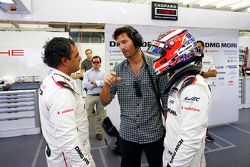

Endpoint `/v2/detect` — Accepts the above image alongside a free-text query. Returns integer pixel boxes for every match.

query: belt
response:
[88,93,100,96]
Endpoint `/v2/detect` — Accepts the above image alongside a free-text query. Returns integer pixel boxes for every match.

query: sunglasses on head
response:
[134,81,142,97]
[92,61,100,64]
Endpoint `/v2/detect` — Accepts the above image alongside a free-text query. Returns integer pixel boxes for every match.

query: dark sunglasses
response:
[92,61,100,64]
[134,81,142,97]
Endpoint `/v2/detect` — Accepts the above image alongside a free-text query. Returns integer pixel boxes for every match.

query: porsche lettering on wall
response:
[0,49,24,56]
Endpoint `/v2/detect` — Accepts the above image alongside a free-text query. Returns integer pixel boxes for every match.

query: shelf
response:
[0,89,40,138]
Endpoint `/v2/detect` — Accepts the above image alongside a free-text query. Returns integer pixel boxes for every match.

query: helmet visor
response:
[146,45,166,57]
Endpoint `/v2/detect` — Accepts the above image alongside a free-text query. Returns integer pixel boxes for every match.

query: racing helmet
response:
[146,29,199,75]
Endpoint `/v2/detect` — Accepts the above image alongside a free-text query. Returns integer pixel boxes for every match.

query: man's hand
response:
[90,80,97,87]
[71,69,84,80]
[100,71,122,104]
[202,69,217,78]
[104,71,122,86]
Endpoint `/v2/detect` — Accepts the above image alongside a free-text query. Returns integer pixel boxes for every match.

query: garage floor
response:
[1,108,250,167]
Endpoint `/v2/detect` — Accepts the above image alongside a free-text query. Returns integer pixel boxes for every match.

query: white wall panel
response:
[0,31,68,80]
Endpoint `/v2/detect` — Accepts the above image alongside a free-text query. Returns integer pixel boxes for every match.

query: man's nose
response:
[119,44,125,50]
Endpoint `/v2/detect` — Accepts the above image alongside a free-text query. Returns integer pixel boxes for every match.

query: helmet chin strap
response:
[163,64,201,95]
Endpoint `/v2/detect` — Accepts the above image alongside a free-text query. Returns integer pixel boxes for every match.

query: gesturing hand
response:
[104,71,122,86]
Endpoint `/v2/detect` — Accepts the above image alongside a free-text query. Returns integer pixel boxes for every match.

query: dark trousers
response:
[119,135,164,167]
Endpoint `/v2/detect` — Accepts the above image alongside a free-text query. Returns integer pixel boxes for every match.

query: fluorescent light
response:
[164,0,180,2]
[199,0,218,7]
[216,0,240,8]
[231,1,250,10]
[181,0,199,5]
[0,0,14,4]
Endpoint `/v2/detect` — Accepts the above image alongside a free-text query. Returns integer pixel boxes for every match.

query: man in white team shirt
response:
[39,37,95,167]
[197,40,217,143]
[147,29,211,167]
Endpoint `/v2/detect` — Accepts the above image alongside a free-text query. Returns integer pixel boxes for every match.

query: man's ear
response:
[60,57,68,66]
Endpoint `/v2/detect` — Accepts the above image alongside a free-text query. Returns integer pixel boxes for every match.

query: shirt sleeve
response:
[81,61,84,70]
[96,80,104,87]
[169,83,210,167]
[81,61,87,71]
[95,71,105,87]
[48,89,94,166]
[83,71,95,90]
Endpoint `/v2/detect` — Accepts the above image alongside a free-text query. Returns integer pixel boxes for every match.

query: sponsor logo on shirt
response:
[169,139,184,163]
[53,73,70,82]
[184,96,200,102]
[182,106,200,112]
[169,100,175,104]
[57,108,74,115]
[75,146,90,165]
[168,109,177,116]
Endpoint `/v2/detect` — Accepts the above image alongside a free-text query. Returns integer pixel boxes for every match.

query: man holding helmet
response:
[147,29,211,167]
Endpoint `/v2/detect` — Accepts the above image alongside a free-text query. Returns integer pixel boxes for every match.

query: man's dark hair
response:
[42,37,75,68]
[197,40,204,47]
[113,26,143,48]
[113,26,135,42]
[85,49,92,54]
[92,55,101,62]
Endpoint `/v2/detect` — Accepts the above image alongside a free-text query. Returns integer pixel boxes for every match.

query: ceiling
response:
[1,0,250,32]
[1,0,250,14]
[95,0,250,12]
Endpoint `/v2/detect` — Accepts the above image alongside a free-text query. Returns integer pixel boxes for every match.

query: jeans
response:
[119,135,164,167]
